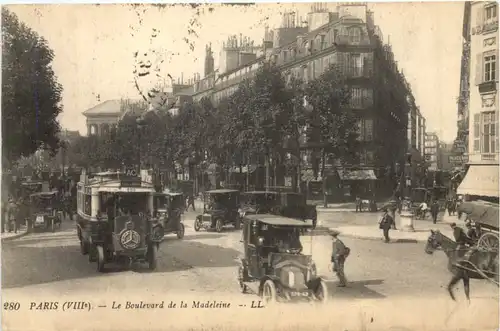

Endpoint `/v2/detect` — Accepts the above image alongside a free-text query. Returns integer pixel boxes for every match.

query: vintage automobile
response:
[20,180,45,199]
[239,191,279,217]
[274,192,318,229]
[30,191,62,232]
[194,189,241,232]
[153,191,185,239]
[76,171,164,272]
[238,214,328,303]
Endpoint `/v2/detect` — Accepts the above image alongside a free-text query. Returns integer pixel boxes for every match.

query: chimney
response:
[181,73,184,84]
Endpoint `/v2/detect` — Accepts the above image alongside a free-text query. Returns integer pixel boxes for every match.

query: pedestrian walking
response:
[378,208,394,243]
[329,229,349,287]
[187,194,196,211]
[355,196,361,213]
[430,200,439,224]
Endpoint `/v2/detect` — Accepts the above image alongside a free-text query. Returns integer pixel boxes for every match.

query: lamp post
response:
[399,152,415,232]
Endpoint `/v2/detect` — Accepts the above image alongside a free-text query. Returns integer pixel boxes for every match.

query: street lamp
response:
[399,152,415,232]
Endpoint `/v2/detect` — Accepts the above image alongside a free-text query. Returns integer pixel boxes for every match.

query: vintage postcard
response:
[1,2,499,331]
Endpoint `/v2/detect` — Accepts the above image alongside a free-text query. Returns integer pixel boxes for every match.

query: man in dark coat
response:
[430,200,440,224]
[379,209,394,243]
[329,229,349,287]
[451,222,470,250]
[465,222,479,243]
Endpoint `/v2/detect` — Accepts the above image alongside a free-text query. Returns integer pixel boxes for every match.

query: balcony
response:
[471,19,499,35]
[344,63,373,79]
[478,81,496,94]
[481,153,497,161]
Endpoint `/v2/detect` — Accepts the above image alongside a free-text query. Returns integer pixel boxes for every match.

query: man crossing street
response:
[329,229,350,287]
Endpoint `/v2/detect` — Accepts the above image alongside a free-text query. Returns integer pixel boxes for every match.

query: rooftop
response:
[82,100,123,117]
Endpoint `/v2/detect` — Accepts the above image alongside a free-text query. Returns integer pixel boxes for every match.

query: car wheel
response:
[262,280,277,304]
[177,223,185,239]
[96,245,105,273]
[148,243,158,270]
[314,279,328,303]
[215,219,223,233]
[194,218,201,232]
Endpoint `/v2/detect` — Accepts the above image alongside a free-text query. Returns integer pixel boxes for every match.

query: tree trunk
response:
[321,148,327,208]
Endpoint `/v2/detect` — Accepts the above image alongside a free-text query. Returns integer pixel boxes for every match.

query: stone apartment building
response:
[457,1,499,201]
[424,132,440,171]
[181,3,425,199]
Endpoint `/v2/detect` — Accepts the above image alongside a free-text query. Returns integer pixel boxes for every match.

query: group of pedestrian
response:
[450,221,482,249]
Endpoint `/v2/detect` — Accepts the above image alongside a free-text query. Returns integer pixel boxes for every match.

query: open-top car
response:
[239,191,279,216]
[30,191,62,232]
[76,171,164,272]
[195,189,241,232]
[274,192,318,229]
[21,180,44,199]
[153,191,185,239]
[238,214,327,304]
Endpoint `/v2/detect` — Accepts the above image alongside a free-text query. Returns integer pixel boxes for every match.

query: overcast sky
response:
[9,2,464,142]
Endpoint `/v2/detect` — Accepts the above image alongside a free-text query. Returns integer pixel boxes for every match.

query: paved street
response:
[3,210,497,302]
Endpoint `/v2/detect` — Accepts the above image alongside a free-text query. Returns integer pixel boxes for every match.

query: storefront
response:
[457,164,499,200]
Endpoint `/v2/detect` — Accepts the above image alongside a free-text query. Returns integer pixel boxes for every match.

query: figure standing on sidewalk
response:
[186,194,196,211]
[379,208,394,243]
[355,196,361,213]
[430,200,439,224]
[329,229,349,287]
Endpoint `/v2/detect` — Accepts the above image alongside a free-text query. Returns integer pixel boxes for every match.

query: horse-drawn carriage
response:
[426,200,499,301]
[459,200,499,253]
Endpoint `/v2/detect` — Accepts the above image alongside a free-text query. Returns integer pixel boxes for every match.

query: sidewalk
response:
[1,225,28,242]
[322,213,464,243]
[315,200,392,212]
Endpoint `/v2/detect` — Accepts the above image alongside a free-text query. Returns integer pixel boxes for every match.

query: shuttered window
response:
[473,114,481,152]
[482,112,497,153]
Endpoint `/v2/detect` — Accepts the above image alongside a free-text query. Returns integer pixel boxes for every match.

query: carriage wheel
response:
[477,233,499,252]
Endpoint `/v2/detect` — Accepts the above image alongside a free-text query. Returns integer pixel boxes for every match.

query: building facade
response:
[457,1,499,201]
[424,132,440,171]
[181,3,422,199]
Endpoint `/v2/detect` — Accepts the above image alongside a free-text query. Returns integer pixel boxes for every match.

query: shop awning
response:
[337,169,377,181]
[457,165,499,198]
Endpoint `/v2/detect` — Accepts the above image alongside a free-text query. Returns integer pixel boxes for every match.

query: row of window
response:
[473,111,498,153]
[273,26,368,67]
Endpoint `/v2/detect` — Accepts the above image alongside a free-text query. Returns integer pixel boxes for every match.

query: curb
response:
[1,230,29,243]
[311,226,421,243]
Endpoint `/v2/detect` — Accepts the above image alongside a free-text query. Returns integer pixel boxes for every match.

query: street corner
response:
[1,228,29,243]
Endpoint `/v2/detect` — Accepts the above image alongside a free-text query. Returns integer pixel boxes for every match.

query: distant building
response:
[457,1,499,201]
[178,3,424,199]
[424,132,440,171]
[438,142,454,171]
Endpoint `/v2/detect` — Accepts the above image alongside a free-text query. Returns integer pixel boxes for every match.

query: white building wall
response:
[468,1,499,165]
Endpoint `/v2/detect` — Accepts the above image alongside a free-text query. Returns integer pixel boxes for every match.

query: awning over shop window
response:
[457,165,499,198]
[337,169,377,181]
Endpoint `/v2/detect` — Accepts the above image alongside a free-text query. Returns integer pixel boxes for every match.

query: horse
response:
[425,230,499,302]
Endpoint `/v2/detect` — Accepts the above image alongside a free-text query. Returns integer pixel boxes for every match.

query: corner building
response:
[457,1,499,202]
[185,3,421,200]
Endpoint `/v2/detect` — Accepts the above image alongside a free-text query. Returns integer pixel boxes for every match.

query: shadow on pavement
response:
[144,241,240,273]
[325,279,386,299]
[163,233,225,242]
